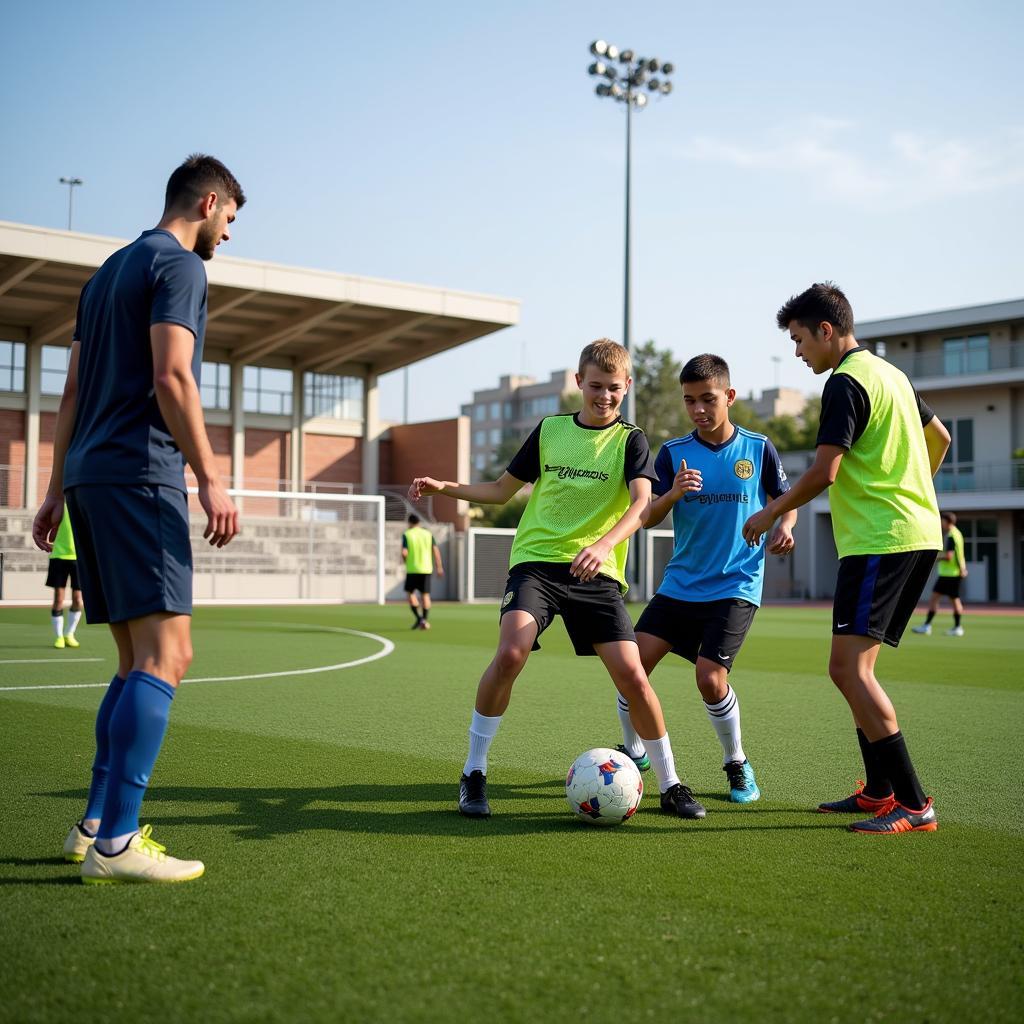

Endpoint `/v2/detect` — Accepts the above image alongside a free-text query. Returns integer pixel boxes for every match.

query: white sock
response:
[81,818,100,835]
[68,609,82,635]
[704,685,746,765]
[464,710,502,776]
[96,832,136,856]
[51,613,64,638]
[643,733,681,793]
[616,695,645,757]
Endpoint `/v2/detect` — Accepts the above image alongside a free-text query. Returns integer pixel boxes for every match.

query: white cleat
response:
[911,624,932,635]
[62,822,96,863]
[946,626,965,637]
[81,825,204,885]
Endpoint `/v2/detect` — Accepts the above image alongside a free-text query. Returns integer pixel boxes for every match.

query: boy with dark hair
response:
[410,339,703,820]
[913,512,967,636]
[743,282,950,835]
[46,505,84,649]
[616,353,795,808]
[34,153,244,881]
[402,513,444,630]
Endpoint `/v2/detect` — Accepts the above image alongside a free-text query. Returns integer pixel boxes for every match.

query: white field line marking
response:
[0,622,393,693]
[0,658,104,665]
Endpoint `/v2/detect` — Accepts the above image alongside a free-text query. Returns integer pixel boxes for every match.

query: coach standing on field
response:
[33,154,245,884]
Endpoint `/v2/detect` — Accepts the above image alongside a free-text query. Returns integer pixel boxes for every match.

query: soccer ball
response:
[565,747,643,826]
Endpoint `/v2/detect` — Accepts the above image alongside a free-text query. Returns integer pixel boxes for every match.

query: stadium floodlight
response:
[58,176,83,230]
[583,41,676,427]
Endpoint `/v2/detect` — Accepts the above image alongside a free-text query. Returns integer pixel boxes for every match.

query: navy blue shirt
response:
[64,230,208,492]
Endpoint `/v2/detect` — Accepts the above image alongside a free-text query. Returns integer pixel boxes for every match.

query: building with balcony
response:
[783,298,1024,604]
[460,369,576,480]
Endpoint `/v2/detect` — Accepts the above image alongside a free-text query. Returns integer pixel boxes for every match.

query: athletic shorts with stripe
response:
[634,593,756,671]
[833,550,937,647]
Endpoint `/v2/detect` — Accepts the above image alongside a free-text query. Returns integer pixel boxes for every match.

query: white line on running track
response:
[0,658,104,665]
[0,622,394,692]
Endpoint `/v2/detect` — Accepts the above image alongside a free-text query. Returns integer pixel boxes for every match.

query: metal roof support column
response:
[230,361,245,510]
[290,368,303,493]
[24,342,41,508]
[361,372,380,496]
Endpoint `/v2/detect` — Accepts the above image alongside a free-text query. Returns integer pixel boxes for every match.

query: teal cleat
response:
[614,744,651,773]
[724,760,760,803]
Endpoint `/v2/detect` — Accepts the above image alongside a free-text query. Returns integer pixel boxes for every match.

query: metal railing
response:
[935,461,1024,493]
[885,340,1024,380]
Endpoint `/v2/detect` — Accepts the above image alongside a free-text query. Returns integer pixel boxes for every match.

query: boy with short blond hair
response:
[410,339,704,820]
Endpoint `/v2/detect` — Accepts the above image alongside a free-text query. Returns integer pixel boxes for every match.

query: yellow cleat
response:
[53,636,65,649]
[62,822,96,863]
[81,825,205,884]
[64,633,80,648]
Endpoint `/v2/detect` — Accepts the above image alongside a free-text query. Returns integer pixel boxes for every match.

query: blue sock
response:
[83,675,127,823]
[97,671,175,841]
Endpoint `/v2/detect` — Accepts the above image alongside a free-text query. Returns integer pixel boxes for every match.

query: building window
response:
[244,366,293,416]
[303,372,363,420]
[489,428,501,446]
[474,405,486,423]
[943,335,989,375]
[937,417,974,491]
[200,362,231,410]
[489,401,500,420]
[503,401,514,419]
[474,452,487,471]
[40,345,70,396]
[474,430,486,447]
[0,340,25,393]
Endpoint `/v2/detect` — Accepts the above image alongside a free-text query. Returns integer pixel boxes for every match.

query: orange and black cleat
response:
[849,797,938,835]
[818,781,896,815]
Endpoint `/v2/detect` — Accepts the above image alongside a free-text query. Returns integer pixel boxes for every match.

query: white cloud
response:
[677,120,1024,207]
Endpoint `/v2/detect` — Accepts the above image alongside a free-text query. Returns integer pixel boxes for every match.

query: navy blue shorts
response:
[64,485,193,625]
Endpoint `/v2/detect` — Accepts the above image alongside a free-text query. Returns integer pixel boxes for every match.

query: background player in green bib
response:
[410,339,702,820]
[402,513,444,630]
[743,283,950,836]
[913,512,967,637]
[46,505,84,649]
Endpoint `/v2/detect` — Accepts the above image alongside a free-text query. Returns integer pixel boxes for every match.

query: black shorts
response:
[65,484,193,625]
[833,550,937,648]
[404,573,431,594]
[933,576,962,599]
[45,558,79,590]
[499,562,635,656]
[634,593,757,671]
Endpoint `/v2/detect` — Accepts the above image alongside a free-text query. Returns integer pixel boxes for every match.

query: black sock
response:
[856,728,892,798]
[870,731,927,810]
[925,610,935,625]
[410,606,422,623]
[422,608,429,621]
[954,612,961,627]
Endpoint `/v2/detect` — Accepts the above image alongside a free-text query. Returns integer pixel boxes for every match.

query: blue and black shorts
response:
[833,550,936,647]
[64,484,193,624]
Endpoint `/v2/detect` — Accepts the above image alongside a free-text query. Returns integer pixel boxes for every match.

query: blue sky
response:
[2,0,1021,422]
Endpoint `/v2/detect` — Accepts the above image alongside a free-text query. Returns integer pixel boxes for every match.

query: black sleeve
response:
[401,532,409,550]
[760,439,791,499]
[507,422,543,483]
[816,375,870,450]
[914,386,935,427]
[652,444,675,496]
[624,429,659,485]
[944,534,955,553]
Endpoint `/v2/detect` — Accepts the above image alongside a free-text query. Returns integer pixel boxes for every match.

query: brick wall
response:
[244,429,290,489]
[0,410,25,505]
[304,434,361,487]
[388,419,465,528]
[206,424,233,484]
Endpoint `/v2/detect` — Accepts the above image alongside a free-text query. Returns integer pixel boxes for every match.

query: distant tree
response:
[475,434,531,527]
[632,340,684,446]
[728,398,767,434]
[764,414,803,451]
[798,395,821,449]
[559,387,582,414]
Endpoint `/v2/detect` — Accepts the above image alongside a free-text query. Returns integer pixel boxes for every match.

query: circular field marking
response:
[0,621,393,692]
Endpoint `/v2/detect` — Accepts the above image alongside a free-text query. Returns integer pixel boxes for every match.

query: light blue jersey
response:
[655,427,790,605]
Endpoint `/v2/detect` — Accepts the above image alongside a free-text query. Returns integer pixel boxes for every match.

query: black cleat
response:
[459,771,491,818]
[659,783,706,819]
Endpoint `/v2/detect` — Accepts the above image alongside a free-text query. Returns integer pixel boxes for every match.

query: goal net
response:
[465,527,516,601]
[188,488,387,604]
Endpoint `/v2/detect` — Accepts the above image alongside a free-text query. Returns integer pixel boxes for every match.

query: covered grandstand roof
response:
[0,220,519,375]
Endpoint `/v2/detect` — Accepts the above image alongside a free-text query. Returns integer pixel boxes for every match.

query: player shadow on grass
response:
[35,782,839,841]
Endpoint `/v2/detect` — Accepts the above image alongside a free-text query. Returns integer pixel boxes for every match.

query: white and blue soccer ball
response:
[565,747,643,827]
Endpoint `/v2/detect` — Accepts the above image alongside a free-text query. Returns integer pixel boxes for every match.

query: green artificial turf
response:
[1,603,1021,1023]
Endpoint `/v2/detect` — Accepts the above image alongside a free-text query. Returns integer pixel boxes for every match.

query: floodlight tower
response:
[59,176,83,230]
[588,41,674,426]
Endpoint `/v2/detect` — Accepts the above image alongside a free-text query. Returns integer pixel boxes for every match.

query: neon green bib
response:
[937,525,965,577]
[510,415,638,591]
[403,526,434,574]
[829,350,942,558]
